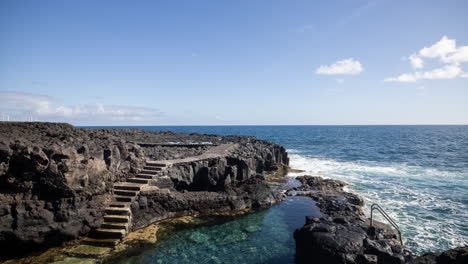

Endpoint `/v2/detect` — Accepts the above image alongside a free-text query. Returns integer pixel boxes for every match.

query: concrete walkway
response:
[149,143,238,166]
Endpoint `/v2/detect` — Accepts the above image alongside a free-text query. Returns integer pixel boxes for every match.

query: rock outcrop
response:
[0,122,288,259]
[292,176,413,264]
[132,175,280,229]
[291,176,468,264]
[407,247,468,264]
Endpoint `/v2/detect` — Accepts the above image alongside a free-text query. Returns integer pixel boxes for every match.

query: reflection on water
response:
[115,197,321,264]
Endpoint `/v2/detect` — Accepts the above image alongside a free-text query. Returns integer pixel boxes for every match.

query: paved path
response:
[149,143,238,166]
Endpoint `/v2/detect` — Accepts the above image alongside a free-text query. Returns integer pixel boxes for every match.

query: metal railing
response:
[370,203,404,246]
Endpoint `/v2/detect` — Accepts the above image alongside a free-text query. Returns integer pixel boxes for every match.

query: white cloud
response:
[384,64,463,82]
[336,78,345,84]
[385,36,468,82]
[444,46,468,64]
[0,91,161,122]
[419,36,456,60]
[409,54,424,69]
[316,58,364,75]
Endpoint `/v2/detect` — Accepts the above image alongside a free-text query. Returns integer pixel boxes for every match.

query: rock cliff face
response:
[131,175,280,230]
[0,122,288,259]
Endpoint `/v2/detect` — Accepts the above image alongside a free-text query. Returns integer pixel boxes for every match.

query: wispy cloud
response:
[316,58,364,75]
[0,91,162,122]
[384,64,465,82]
[294,24,315,33]
[385,36,468,82]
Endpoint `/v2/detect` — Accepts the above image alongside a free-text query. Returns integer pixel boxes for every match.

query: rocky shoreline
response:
[290,175,467,264]
[0,122,465,263]
[0,122,288,260]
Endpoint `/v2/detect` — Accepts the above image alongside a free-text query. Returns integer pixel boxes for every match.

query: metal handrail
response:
[370,203,404,246]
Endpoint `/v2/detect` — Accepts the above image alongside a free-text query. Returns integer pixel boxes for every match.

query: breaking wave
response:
[287,152,468,254]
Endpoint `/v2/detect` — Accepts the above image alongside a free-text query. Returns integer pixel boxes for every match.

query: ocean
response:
[88,125,468,257]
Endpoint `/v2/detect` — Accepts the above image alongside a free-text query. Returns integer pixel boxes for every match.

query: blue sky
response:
[1,0,467,125]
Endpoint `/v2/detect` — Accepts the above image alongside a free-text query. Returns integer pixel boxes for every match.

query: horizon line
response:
[77,124,468,127]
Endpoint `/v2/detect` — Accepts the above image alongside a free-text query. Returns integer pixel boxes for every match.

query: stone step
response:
[114,183,143,191]
[113,190,138,197]
[115,195,134,202]
[82,237,120,247]
[103,215,130,223]
[127,178,149,184]
[136,174,155,179]
[143,166,162,171]
[141,169,158,175]
[145,162,166,167]
[104,207,130,216]
[92,228,126,239]
[109,202,130,208]
[101,222,129,231]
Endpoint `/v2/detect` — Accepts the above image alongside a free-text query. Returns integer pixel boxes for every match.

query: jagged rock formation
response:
[292,175,413,264]
[0,122,288,259]
[291,176,468,264]
[407,246,468,264]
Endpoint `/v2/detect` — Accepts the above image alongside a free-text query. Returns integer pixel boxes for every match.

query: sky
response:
[1,0,467,125]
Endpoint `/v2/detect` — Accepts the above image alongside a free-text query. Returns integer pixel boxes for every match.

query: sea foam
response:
[287,151,468,254]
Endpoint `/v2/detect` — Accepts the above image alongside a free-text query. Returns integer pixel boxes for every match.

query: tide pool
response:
[112,197,321,264]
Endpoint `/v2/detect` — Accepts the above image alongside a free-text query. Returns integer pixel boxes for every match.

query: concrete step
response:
[127,178,149,184]
[109,202,130,208]
[141,169,158,175]
[92,228,126,239]
[136,174,155,179]
[104,207,130,216]
[143,166,162,171]
[114,183,143,191]
[103,215,130,223]
[115,195,134,202]
[145,162,166,167]
[113,190,138,197]
[101,222,129,231]
[82,237,120,247]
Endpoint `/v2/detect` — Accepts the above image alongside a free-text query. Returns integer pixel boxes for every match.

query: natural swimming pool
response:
[113,196,321,264]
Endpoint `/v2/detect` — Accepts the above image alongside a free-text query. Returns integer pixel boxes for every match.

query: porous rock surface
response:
[291,176,468,264]
[292,175,413,264]
[407,246,468,264]
[0,122,288,259]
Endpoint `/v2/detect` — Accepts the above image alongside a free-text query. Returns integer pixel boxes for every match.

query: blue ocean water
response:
[89,125,468,255]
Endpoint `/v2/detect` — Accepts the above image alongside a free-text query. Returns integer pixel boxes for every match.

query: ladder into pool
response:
[370,203,404,246]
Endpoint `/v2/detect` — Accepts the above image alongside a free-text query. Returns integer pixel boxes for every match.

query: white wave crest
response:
[287,153,468,254]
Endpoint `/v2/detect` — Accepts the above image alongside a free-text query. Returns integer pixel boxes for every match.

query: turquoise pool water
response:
[115,197,321,264]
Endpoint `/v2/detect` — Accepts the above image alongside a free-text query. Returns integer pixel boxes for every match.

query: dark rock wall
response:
[131,141,289,230]
[131,176,281,230]
[0,122,289,259]
[165,154,285,192]
[0,123,146,258]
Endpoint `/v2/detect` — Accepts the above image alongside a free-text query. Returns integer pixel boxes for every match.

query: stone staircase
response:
[82,161,166,247]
